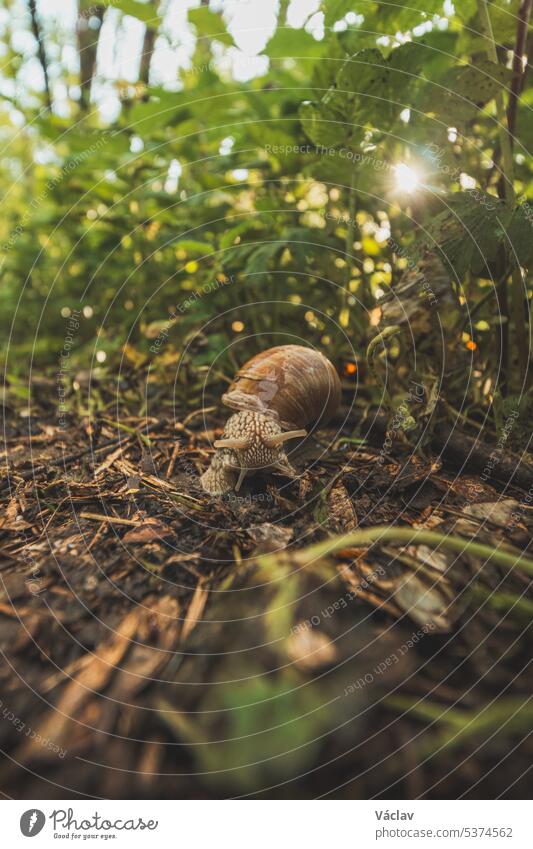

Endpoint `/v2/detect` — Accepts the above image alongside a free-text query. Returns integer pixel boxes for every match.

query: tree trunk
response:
[139,26,156,86]
[139,1,160,87]
[77,2,105,112]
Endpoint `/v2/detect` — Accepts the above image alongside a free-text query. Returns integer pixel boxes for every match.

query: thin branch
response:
[28,0,52,111]
[366,324,402,407]
[139,26,157,86]
[507,0,532,143]
[477,0,515,204]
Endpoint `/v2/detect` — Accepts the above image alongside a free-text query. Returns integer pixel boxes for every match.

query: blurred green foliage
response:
[1,0,532,417]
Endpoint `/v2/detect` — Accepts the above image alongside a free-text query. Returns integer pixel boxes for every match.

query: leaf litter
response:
[1,381,532,799]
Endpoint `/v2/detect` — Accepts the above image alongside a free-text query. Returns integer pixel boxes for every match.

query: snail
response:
[201,344,341,495]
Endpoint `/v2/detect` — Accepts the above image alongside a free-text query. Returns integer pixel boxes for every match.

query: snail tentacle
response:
[263,429,307,448]
[213,436,250,450]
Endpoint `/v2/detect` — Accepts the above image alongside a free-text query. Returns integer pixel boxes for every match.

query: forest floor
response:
[0,369,532,799]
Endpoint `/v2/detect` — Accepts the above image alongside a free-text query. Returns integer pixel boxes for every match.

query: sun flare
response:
[394,162,421,194]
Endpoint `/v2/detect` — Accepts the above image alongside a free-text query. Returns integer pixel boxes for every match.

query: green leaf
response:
[128,89,190,132]
[505,204,533,267]
[378,253,453,325]
[321,0,355,28]
[333,45,424,125]
[383,42,427,110]
[415,31,458,80]
[102,0,162,27]
[220,241,260,271]
[415,192,511,278]
[456,0,522,45]
[299,100,347,148]
[311,35,346,96]
[388,696,533,755]
[374,0,445,31]
[244,241,286,276]
[302,41,441,148]
[425,58,512,124]
[387,41,427,77]
[443,57,511,102]
[188,7,234,46]
[338,25,380,55]
[220,220,264,250]
[335,48,389,107]
[263,27,326,58]
[172,240,213,255]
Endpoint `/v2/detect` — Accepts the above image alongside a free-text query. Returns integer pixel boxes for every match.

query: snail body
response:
[201,345,341,494]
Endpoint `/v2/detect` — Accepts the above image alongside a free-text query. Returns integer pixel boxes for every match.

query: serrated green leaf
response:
[415,192,511,278]
[387,41,427,77]
[505,204,533,267]
[425,58,512,125]
[379,253,454,325]
[444,58,511,102]
[299,100,348,148]
[336,48,389,103]
[333,45,424,126]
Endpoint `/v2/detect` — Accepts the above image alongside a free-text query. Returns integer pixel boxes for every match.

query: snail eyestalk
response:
[213,436,250,450]
[263,429,307,448]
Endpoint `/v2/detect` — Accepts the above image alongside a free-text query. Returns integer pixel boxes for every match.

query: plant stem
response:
[335,162,360,354]
[343,164,357,306]
[366,323,402,406]
[281,525,533,575]
[478,0,530,388]
[101,417,152,446]
[507,0,532,141]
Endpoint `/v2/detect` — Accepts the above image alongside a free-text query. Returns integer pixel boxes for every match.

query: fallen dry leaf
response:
[394,572,453,632]
[248,522,293,553]
[123,519,174,544]
[327,482,358,531]
[181,582,209,643]
[286,628,337,671]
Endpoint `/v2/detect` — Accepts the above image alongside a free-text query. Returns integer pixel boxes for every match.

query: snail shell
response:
[201,345,341,495]
[222,344,341,429]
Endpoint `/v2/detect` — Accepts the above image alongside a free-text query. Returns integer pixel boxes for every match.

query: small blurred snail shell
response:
[201,344,341,495]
